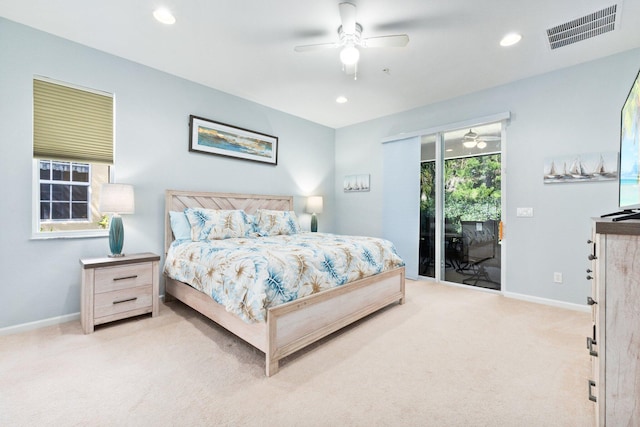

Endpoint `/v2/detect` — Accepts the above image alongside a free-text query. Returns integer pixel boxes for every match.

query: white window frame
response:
[31,161,109,239]
[38,160,92,223]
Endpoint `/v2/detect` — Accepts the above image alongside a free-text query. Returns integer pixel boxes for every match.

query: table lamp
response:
[306,196,323,232]
[100,183,135,257]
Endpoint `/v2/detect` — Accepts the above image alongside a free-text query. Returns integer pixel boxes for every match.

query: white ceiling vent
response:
[547,4,618,50]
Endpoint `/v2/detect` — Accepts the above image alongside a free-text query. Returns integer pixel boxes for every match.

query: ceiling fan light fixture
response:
[340,45,360,65]
[463,140,477,149]
[476,141,487,149]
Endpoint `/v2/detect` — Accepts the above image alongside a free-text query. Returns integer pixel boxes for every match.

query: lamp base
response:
[108,253,126,258]
[311,214,318,233]
[108,215,125,257]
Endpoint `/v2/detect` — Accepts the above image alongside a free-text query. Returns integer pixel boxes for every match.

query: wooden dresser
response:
[588,219,640,426]
[80,252,160,334]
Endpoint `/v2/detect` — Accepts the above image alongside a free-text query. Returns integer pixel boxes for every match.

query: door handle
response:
[588,380,597,402]
[586,337,598,357]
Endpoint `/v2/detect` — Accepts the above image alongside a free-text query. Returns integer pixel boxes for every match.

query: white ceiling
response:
[1,0,639,128]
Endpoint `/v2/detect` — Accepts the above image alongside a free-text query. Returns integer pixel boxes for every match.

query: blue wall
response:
[335,47,640,306]
[0,18,335,329]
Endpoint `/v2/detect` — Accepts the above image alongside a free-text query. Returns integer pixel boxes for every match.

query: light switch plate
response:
[517,207,534,217]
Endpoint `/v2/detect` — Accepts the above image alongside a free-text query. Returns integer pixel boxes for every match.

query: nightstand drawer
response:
[94,263,152,293]
[94,285,153,321]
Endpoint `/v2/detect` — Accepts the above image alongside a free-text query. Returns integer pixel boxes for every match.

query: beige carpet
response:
[0,280,594,426]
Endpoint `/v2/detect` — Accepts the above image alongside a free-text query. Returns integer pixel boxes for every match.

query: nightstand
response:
[80,252,160,334]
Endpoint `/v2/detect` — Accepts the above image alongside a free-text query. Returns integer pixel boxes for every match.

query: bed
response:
[163,190,406,376]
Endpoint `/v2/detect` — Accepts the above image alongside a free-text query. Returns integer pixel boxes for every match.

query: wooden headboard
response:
[164,190,293,255]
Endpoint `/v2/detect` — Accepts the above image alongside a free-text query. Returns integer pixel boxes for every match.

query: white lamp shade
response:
[306,196,323,214]
[100,183,135,214]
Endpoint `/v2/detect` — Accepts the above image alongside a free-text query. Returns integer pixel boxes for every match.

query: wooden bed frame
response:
[164,190,406,376]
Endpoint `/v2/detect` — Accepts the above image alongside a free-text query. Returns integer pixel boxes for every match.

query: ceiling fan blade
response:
[294,42,338,53]
[480,136,501,141]
[339,2,357,34]
[363,34,409,48]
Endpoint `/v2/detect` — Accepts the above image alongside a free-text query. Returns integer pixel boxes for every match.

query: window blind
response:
[33,78,113,164]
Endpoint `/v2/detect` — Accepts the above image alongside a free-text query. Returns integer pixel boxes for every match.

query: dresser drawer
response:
[94,284,153,322]
[94,263,152,293]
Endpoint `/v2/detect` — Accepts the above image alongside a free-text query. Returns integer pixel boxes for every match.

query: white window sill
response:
[31,229,109,240]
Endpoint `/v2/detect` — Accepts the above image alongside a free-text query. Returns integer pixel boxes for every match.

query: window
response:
[39,161,90,221]
[33,77,114,237]
[36,160,110,233]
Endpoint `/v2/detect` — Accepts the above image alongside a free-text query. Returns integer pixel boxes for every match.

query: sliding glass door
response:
[420,123,502,290]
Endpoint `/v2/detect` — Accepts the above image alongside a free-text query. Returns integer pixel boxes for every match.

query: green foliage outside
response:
[421,154,501,232]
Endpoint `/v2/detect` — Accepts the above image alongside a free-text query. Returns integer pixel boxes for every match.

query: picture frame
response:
[543,151,618,184]
[189,115,278,165]
[344,174,370,192]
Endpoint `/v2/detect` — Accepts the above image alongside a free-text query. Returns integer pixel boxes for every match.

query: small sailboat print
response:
[544,160,562,180]
[569,157,591,179]
[592,155,617,178]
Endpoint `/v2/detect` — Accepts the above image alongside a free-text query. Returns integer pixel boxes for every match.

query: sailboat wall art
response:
[543,151,618,184]
[344,174,370,192]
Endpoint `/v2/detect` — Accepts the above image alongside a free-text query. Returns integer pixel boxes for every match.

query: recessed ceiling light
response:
[500,33,522,47]
[336,96,348,104]
[153,7,176,25]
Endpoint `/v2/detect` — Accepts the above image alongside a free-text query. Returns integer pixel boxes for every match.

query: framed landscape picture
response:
[189,115,278,165]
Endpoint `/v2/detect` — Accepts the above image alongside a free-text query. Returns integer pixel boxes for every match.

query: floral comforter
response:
[163,233,405,323]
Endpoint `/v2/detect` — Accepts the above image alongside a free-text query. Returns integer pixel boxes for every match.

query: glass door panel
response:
[419,123,502,290]
[442,124,502,290]
[419,135,436,278]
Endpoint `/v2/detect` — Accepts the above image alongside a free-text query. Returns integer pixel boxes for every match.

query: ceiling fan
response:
[462,129,501,149]
[294,2,410,79]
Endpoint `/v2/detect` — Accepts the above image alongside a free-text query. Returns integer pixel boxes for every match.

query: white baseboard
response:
[503,291,590,313]
[414,277,590,313]
[1,296,169,336]
[0,312,80,336]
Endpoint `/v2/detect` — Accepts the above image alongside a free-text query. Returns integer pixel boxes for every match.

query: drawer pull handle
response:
[588,380,597,402]
[586,337,598,357]
[587,296,597,305]
[113,297,137,305]
[113,275,138,281]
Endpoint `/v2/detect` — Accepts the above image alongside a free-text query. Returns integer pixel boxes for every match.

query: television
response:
[611,67,640,221]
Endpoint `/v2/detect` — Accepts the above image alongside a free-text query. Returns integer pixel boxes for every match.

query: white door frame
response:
[382,112,510,291]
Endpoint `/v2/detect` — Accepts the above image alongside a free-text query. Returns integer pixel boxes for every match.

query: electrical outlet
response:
[553,272,563,283]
